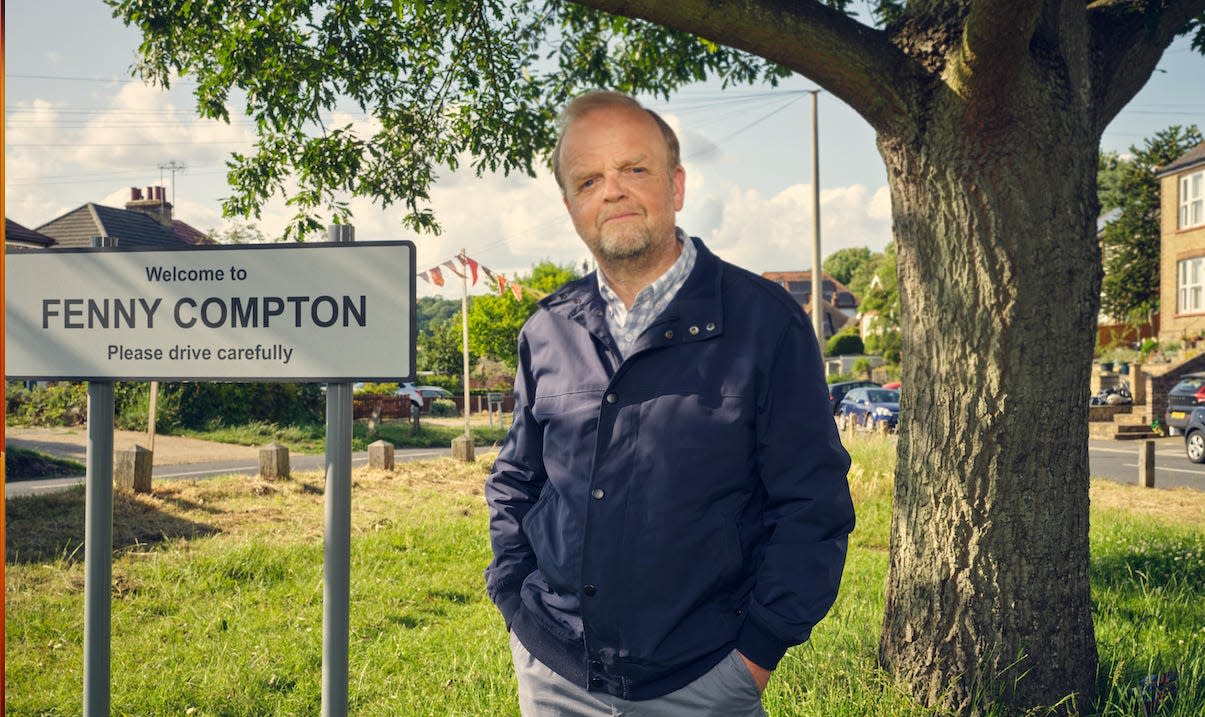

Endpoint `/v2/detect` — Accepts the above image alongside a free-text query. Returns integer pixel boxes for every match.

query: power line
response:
[6,72,195,85]
[6,139,248,149]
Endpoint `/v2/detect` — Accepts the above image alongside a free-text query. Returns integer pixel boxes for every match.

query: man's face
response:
[558,105,685,266]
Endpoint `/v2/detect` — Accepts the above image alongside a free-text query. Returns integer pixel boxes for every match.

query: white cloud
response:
[4,83,258,225]
[684,181,893,273]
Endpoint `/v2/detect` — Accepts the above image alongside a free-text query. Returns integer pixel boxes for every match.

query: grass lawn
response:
[4,433,1203,715]
[176,416,511,454]
[5,447,85,482]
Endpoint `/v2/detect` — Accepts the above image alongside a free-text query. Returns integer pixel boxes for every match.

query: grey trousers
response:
[509,632,767,717]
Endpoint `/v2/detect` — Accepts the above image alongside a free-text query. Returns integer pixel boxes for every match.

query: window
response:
[1181,170,1204,229]
[1179,257,1205,313]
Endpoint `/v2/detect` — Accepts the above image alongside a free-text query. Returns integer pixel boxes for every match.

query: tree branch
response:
[953,0,1045,105]
[1089,0,1205,133]
[565,0,923,134]
[965,0,1045,72]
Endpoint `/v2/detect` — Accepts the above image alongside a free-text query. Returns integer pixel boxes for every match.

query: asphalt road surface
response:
[6,446,452,498]
[10,436,1201,496]
[1089,437,1205,491]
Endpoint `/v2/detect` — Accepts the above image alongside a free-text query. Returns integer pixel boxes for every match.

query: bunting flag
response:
[418,253,531,301]
[458,254,480,285]
[443,259,465,279]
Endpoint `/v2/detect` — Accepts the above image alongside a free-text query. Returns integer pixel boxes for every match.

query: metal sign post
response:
[84,235,116,717]
[323,224,354,717]
[5,230,415,715]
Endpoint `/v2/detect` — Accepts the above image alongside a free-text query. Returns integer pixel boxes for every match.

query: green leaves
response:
[107,0,788,239]
[1099,125,1203,324]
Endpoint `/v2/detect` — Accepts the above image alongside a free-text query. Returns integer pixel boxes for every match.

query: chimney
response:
[125,184,173,228]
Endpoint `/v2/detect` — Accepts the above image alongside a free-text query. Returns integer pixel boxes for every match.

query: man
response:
[484,90,855,716]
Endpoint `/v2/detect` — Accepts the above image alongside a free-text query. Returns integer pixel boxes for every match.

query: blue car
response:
[838,387,900,432]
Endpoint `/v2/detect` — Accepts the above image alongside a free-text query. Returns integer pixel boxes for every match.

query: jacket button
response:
[583,584,597,596]
[689,325,699,335]
[590,676,604,689]
[664,329,674,339]
[591,488,605,500]
[590,659,604,671]
[605,393,617,404]
[706,322,716,331]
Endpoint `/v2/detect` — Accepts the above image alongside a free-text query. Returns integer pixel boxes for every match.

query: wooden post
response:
[368,440,395,470]
[366,401,382,435]
[147,381,159,452]
[259,443,290,479]
[1139,440,1156,488]
[114,445,153,494]
[452,434,475,462]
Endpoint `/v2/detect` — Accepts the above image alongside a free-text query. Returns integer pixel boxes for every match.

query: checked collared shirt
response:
[597,227,697,359]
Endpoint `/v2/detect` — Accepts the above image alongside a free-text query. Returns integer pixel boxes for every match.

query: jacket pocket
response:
[520,485,579,593]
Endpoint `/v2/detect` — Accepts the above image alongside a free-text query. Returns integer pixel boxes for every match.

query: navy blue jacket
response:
[484,238,854,700]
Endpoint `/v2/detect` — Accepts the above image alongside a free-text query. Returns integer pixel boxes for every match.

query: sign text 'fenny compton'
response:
[5,242,416,382]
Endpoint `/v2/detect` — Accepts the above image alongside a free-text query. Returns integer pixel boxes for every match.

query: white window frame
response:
[1179,256,1205,314]
[1181,170,1205,230]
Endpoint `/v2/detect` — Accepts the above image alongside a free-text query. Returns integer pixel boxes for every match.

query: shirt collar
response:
[596,227,695,315]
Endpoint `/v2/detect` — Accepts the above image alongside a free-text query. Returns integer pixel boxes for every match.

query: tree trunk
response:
[877,88,1101,713]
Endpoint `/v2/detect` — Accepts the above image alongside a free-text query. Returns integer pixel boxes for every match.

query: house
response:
[4,219,56,251]
[1157,143,1205,344]
[7,186,211,252]
[761,270,858,339]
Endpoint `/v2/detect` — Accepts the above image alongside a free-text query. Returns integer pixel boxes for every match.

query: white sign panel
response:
[5,242,416,381]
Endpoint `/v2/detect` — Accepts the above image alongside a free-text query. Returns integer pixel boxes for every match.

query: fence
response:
[352,394,515,420]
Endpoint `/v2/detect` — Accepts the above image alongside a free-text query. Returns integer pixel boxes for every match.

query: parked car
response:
[838,387,900,431]
[415,385,454,401]
[1163,372,1205,435]
[391,382,448,407]
[828,380,879,415]
[1183,408,1205,463]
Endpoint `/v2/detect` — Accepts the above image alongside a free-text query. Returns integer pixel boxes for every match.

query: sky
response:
[4,2,1204,301]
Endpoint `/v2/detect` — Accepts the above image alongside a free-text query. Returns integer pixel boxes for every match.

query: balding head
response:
[552,91,681,193]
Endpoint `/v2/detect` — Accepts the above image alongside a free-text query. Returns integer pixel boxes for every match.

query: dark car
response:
[828,380,879,415]
[1164,372,1205,435]
[1184,408,1205,463]
[838,387,900,432]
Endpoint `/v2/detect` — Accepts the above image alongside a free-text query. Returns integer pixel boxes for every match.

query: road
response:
[6,446,453,498]
[9,435,1200,496]
[1089,437,1205,491]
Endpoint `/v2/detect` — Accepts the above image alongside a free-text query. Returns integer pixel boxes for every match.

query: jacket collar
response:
[540,237,725,351]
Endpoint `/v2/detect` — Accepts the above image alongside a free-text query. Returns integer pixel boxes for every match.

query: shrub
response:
[7,381,323,431]
[356,382,400,396]
[826,331,865,356]
[865,330,902,363]
[5,382,88,426]
[428,398,459,417]
[165,382,324,429]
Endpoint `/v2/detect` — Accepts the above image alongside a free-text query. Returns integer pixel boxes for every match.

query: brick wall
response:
[1148,352,1205,425]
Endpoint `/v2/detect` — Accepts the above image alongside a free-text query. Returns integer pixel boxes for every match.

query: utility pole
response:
[809,91,823,353]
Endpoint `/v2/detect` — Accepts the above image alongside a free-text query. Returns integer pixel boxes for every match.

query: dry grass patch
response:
[5,453,499,567]
[1090,478,1205,525]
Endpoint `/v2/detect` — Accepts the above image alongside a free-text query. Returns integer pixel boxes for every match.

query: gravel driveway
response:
[6,426,258,465]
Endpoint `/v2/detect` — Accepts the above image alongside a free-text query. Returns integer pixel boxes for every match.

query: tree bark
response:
[876,69,1101,712]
